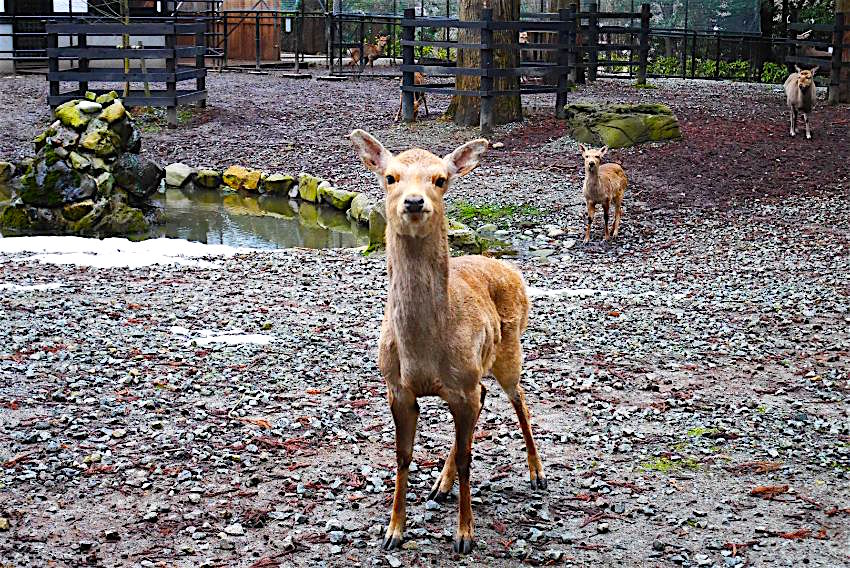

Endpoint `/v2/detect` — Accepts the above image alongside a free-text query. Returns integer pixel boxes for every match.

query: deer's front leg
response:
[449,386,483,555]
[383,389,419,551]
[789,109,797,137]
[602,199,611,241]
[584,201,596,244]
[802,112,811,139]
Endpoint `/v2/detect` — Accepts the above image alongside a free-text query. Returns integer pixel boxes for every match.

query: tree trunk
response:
[445,0,522,127]
[839,0,850,103]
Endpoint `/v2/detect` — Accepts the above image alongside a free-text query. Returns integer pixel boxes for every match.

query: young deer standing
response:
[348,35,388,68]
[784,65,818,139]
[580,144,627,243]
[348,130,546,555]
[394,71,429,122]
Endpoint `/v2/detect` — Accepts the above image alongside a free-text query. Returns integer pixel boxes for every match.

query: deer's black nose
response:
[404,196,425,213]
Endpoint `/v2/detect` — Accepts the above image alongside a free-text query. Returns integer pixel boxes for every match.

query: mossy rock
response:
[0,161,14,183]
[318,186,358,210]
[195,169,222,189]
[0,204,36,232]
[93,203,148,235]
[33,127,57,152]
[56,103,91,131]
[564,102,682,148]
[69,151,91,171]
[80,119,122,157]
[98,100,126,124]
[348,193,372,224]
[96,91,119,105]
[18,148,97,207]
[84,91,97,101]
[62,199,95,222]
[113,153,164,198]
[263,173,294,194]
[297,173,322,203]
[368,200,387,248]
[222,165,262,192]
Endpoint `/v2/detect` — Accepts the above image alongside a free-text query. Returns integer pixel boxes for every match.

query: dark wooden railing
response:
[786,15,849,104]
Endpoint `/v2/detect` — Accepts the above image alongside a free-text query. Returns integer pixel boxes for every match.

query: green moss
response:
[0,205,33,231]
[687,427,719,438]
[640,456,701,473]
[450,201,541,225]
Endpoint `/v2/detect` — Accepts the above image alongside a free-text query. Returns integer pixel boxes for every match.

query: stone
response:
[69,152,91,171]
[56,103,91,130]
[318,186,358,210]
[92,203,148,234]
[165,163,195,187]
[222,165,262,192]
[0,518,9,531]
[77,101,103,114]
[80,119,122,157]
[348,193,372,224]
[111,117,141,154]
[297,173,322,203]
[84,91,97,101]
[564,102,682,148]
[0,161,14,182]
[95,172,114,194]
[368,200,387,249]
[448,220,480,252]
[223,523,244,536]
[195,169,222,189]
[96,91,119,105]
[477,223,498,236]
[262,173,295,194]
[99,100,126,124]
[62,200,95,222]
[386,555,402,568]
[18,147,98,207]
[113,153,164,199]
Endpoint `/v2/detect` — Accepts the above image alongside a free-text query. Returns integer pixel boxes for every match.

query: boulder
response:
[368,200,387,248]
[263,173,295,194]
[80,119,122,157]
[297,173,322,203]
[56,102,91,130]
[99,100,126,124]
[563,103,682,148]
[447,220,481,252]
[33,126,57,151]
[92,202,148,234]
[77,101,103,114]
[95,91,119,105]
[0,161,14,183]
[348,193,372,224]
[318,186,358,210]
[165,162,195,187]
[113,153,165,198]
[111,117,141,154]
[17,147,97,207]
[68,151,91,171]
[222,165,262,192]
[62,199,95,222]
[195,169,222,189]
[84,91,97,101]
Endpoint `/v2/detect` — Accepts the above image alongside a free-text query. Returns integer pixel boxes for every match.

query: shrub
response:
[761,62,787,84]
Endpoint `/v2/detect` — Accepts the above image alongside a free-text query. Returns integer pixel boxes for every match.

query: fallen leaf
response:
[237,417,273,429]
[750,484,789,499]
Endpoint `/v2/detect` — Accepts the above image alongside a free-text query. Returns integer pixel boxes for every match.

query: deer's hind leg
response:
[492,342,546,490]
[612,191,624,237]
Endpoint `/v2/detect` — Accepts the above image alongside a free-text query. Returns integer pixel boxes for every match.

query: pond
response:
[0,185,370,250]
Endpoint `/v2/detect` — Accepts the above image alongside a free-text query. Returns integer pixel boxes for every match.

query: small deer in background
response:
[394,72,429,122]
[785,65,818,139]
[579,144,627,243]
[796,30,833,58]
[348,35,389,68]
[348,129,546,555]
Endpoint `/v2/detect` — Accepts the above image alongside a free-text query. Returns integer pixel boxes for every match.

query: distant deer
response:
[348,35,389,68]
[579,144,627,243]
[785,65,818,139]
[796,30,833,58]
[348,129,546,555]
[394,71,429,122]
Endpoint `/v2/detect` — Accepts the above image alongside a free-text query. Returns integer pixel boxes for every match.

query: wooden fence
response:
[46,21,207,126]
[399,5,650,133]
[786,14,849,104]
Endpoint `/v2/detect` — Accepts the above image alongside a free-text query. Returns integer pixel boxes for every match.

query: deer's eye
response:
[435,177,446,188]
[386,175,396,185]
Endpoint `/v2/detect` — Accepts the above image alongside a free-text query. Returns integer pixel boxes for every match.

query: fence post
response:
[196,20,206,108]
[255,12,261,70]
[556,8,570,119]
[47,21,59,107]
[637,3,649,85]
[480,8,494,135]
[166,27,177,128]
[828,12,844,104]
[787,9,798,70]
[690,30,696,78]
[401,8,415,123]
[359,16,366,73]
[588,2,598,82]
[223,12,229,68]
[714,31,721,79]
[568,4,578,85]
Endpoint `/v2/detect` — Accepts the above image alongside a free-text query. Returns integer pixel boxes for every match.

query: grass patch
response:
[640,456,701,473]
[687,427,719,438]
[450,201,542,226]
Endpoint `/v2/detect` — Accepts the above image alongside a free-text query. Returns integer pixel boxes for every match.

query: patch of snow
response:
[0,282,64,292]
[170,326,274,346]
[0,236,251,269]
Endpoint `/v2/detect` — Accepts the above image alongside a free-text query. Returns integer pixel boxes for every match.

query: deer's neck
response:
[386,227,450,342]
[583,170,601,195]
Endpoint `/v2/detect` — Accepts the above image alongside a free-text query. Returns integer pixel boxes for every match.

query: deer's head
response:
[376,35,389,48]
[579,144,608,175]
[349,130,488,239]
[795,65,818,89]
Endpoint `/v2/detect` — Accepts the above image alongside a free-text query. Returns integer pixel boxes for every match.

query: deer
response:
[348,129,546,555]
[579,144,627,243]
[348,35,389,68]
[394,71,429,122]
[784,65,818,140]
[796,30,833,58]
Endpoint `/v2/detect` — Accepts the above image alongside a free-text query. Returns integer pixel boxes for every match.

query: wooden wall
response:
[222,0,280,62]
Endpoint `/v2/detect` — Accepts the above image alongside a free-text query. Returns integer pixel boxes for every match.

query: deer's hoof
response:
[452,536,474,555]
[529,476,548,491]
[806,133,811,140]
[427,487,451,503]
[382,533,403,551]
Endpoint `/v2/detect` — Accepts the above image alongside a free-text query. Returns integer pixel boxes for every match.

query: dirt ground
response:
[0,71,849,568]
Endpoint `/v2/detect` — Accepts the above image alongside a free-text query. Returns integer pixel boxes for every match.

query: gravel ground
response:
[1,71,849,567]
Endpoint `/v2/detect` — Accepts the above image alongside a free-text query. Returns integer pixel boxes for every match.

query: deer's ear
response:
[578,143,587,154]
[811,66,819,76]
[348,129,393,174]
[599,146,609,157]
[444,139,489,178]
[795,64,802,73]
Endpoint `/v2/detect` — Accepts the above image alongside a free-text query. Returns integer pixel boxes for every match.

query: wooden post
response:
[787,8,798,70]
[78,32,88,95]
[714,31,721,79]
[690,30,696,78]
[223,12,229,68]
[828,12,845,104]
[401,8,415,123]
[568,4,578,85]
[196,20,206,108]
[47,21,59,107]
[587,2,598,82]
[556,8,570,118]
[255,12,261,70]
[637,3,649,85]
[166,28,177,128]
[359,16,365,73]
[479,8,494,135]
